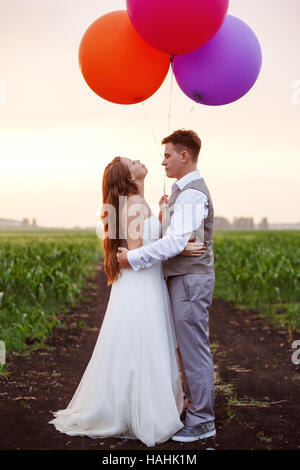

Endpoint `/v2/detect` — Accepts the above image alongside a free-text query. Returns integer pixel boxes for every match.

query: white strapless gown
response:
[48,215,184,447]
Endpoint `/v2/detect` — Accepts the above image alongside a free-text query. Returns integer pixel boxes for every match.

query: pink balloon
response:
[126,0,229,55]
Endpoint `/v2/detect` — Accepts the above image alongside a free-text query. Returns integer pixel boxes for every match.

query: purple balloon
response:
[172,15,262,106]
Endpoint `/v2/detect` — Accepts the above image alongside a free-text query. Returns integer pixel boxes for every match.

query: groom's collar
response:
[172,169,201,193]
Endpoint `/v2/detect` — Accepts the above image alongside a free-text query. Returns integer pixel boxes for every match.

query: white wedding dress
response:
[48,215,184,447]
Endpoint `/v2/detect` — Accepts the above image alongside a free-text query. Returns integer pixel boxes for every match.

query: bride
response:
[48,156,205,447]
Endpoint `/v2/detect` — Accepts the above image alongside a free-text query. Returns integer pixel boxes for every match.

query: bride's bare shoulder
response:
[127,194,145,205]
[127,194,149,213]
[123,194,151,218]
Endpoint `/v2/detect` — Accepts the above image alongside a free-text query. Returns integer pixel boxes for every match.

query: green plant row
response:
[0,231,103,354]
[213,230,300,329]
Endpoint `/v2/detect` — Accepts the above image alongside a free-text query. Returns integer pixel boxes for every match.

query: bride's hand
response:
[180,240,206,257]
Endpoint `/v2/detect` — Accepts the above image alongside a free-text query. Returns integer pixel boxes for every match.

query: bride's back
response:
[121,194,153,250]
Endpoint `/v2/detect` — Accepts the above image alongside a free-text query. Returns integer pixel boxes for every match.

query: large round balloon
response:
[172,15,262,106]
[78,10,171,105]
[126,0,229,56]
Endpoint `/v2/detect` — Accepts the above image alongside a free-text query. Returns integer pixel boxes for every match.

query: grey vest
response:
[161,177,214,276]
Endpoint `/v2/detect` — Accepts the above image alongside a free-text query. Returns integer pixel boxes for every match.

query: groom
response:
[117,129,216,442]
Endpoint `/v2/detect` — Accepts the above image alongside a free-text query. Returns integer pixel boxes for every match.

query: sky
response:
[0,0,299,228]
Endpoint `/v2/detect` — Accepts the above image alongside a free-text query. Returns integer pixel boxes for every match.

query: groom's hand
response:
[116,247,131,269]
[159,194,169,212]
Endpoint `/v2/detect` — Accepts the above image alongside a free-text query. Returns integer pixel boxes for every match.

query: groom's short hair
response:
[161,129,201,164]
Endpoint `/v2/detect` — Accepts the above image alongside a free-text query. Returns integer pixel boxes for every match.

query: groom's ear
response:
[181,150,190,163]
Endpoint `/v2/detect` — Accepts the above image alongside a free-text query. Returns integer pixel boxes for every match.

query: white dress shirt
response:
[127,169,208,271]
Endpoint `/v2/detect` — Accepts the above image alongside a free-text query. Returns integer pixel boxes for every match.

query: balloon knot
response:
[194,94,202,103]
[170,55,174,63]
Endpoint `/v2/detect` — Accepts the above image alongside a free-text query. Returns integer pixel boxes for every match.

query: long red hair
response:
[101,156,139,285]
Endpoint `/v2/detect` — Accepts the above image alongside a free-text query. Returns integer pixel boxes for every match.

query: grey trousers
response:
[166,272,215,426]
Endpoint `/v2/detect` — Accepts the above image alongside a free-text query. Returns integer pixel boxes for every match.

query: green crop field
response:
[0,229,103,355]
[0,229,299,359]
[213,230,300,331]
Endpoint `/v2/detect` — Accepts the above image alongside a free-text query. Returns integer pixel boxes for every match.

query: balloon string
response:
[167,58,174,135]
[140,101,166,202]
[140,56,174,196]
[184,105,195,127]
[165,56,175,194]
[140,101,163,160]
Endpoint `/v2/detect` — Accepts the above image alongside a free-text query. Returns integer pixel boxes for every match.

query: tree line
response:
[214,216,269,230]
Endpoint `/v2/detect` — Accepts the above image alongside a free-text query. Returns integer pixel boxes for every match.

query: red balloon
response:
[127,0,229,55]
[78,10,171,105]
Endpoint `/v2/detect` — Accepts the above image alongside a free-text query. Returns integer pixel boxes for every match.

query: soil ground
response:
[1,262,299,450]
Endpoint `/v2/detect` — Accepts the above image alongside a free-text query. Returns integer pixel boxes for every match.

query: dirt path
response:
[1,262,299,450]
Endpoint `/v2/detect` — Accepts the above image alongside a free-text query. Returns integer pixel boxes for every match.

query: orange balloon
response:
[78,10,171,105]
